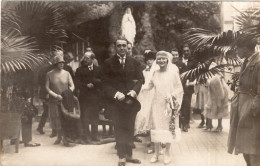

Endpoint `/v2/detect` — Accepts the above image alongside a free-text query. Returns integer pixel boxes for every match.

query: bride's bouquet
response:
[166,94,180,139]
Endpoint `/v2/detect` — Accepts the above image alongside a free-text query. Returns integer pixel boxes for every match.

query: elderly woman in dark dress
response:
[46,55,74,146]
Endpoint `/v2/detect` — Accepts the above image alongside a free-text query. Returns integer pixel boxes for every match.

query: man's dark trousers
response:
[37,101,48,130]
[102,55,143,159]
[22,118,33,144]
[180,89,193,127]
[114,106,138,158]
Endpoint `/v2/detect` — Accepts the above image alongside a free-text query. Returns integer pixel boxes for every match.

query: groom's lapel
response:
[111,55,122,69]
[111,55,125,75]
[124,55,133,73]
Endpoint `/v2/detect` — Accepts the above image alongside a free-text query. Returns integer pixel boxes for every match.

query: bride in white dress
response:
[144,51,183,165]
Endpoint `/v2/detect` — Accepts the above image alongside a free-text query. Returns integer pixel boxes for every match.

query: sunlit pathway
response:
[1,118,245,166]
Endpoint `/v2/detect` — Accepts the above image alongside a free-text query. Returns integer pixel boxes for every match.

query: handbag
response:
[21,101,38,123]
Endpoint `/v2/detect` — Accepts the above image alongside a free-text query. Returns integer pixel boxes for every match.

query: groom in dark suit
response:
[102,37,143,166]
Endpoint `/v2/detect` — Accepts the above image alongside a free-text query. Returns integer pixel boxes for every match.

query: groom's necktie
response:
[119,57,125,69]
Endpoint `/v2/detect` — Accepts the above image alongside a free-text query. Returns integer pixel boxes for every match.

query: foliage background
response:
[48,1,222,56]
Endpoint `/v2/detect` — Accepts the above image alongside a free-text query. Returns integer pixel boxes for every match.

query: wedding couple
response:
[102,37,183,166]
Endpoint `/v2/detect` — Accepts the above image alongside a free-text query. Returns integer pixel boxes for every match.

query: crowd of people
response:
[18,37,259,166]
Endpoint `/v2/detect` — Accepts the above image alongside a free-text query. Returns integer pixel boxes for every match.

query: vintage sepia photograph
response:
[1,1,260,166]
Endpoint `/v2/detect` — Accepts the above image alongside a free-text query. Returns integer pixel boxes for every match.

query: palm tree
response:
[1,2,67,111]
[1,1,67,75]
[181,7,260,91]
[1,9,47,75]
[181,6,260,84]
[181,28,241,81]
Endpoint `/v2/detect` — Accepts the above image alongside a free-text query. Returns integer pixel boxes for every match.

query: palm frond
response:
[182,27,243,81]
[1,9,21,35]
[1,29,37,52]
[225,50,242,66]
[14,1,67,51]
[233,7,260,41]
[1,52,50,74]
[181,61,226,81]
[183,28,240,51]
[1,26,50,75]
[233,7,260,29]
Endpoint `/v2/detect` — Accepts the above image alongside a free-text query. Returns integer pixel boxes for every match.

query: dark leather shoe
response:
[126,158,141,164]
[147,143,152,148]
[50,132,57,138]
[183,126,188,132]
[204,124,213,131]
[36,128,45,134]
[198,122,205,128]
[66,138,74,143]
[134,137,142,143]
[214,126,223,132]
[24,143,40,147]
[63,138,70,147]
[54,138,62,145]
[118,162,125,166]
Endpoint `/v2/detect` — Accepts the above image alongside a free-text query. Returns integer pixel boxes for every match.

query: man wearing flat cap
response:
[102,37,144,166]
[228,38,260,166]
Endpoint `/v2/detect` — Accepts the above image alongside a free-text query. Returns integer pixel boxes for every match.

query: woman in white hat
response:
[46,55,75,146]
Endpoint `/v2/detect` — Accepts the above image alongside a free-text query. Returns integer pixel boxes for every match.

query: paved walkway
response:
[1,117,245,166]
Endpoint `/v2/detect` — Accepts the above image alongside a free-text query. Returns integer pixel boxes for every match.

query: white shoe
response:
[164,156,171,165]
[150,155,158,163]
[147,149,154,154]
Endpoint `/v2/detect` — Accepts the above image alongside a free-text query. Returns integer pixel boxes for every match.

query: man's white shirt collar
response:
[117,54,126,64]
[117,54,126,59]
[88,64,93,70]
[182,57,188,65]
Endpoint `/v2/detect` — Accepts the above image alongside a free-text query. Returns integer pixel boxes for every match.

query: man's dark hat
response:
[116,95,141,112]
